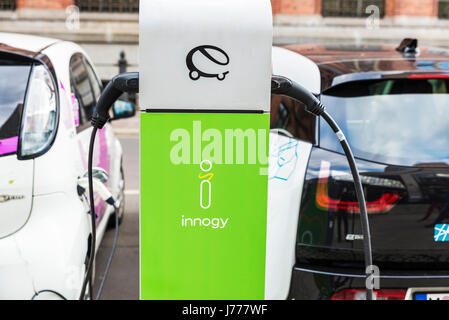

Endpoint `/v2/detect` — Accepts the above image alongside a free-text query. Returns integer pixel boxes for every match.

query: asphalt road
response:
[93,135,139,300]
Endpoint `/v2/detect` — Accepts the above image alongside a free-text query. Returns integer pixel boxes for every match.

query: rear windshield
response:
[0,54,32,157]
[320,79,449,166]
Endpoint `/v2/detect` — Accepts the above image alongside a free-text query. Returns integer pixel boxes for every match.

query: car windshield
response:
[0,55,32,156]
[320,78,449,166]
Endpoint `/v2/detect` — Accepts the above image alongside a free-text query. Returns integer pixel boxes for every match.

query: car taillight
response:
[332,289,406,300]
[19,64,58,159]
[408,73,449,79]
[316,161,402,214]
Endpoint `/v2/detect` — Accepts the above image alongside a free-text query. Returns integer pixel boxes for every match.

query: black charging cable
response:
[31,290,67,300]
[95,204,120,300]
[271,75,375,300]
[79,127,98,300]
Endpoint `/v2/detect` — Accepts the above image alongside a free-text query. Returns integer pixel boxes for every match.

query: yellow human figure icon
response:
[199,160,213,209]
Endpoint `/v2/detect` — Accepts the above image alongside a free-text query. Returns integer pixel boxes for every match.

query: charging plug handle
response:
[92,72,139,129]
[77,177,115,206]
[271,75,325,116]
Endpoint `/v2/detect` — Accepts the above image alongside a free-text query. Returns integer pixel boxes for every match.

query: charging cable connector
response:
[77,177,115,206]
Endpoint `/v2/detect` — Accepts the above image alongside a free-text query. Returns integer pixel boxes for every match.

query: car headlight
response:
[19,64,58,159]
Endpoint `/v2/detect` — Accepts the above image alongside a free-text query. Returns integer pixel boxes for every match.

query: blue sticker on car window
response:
[434,224,449,242]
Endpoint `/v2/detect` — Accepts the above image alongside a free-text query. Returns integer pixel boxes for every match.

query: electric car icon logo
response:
[186,45,230,81]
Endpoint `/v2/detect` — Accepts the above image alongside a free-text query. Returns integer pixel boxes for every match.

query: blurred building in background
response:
[0,0,138,81]
[272,0,449,47]
[0,0,448,80]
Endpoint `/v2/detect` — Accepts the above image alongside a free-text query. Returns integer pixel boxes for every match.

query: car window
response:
[85,60,102,102]
[70,54,95,129]
[320,79,449,166]
[270,95,316,144]
[0,55,32,156]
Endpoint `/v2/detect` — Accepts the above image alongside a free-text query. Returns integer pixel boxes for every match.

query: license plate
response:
[414,293,449,300]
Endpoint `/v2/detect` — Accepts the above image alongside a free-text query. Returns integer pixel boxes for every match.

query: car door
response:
[69,53,111,224]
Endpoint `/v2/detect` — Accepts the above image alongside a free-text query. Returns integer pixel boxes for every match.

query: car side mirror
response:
[111,99,136,121]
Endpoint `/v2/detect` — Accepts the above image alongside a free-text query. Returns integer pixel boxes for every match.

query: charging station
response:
[139,0,273,299]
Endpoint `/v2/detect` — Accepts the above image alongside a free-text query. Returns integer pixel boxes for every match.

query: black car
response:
[271,40,449,300]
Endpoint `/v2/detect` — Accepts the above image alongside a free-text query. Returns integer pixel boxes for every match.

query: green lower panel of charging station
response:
[140,112,269,300]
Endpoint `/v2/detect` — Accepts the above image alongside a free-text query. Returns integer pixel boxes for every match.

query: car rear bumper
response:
[288,264,449,300]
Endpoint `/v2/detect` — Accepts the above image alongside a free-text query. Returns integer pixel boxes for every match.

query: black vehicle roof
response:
[284,44,449,91]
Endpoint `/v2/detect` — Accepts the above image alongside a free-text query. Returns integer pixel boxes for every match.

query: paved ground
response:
[93,118,140,300]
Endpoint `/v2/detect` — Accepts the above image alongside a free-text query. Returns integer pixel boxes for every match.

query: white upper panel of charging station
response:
[139,0,273,112]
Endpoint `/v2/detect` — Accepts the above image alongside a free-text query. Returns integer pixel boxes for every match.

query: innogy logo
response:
[186,45,230,81]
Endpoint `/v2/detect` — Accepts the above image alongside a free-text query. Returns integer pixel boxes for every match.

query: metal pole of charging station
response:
[139,0,273,299]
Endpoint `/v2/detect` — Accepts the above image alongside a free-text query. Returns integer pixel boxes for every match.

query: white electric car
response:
[0,33,133,300]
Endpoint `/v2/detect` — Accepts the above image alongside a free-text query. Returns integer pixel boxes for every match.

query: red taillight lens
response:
[316,161,402,214]
[316,181,400,214]
[332,289,406,300]
[408,73,449,79]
